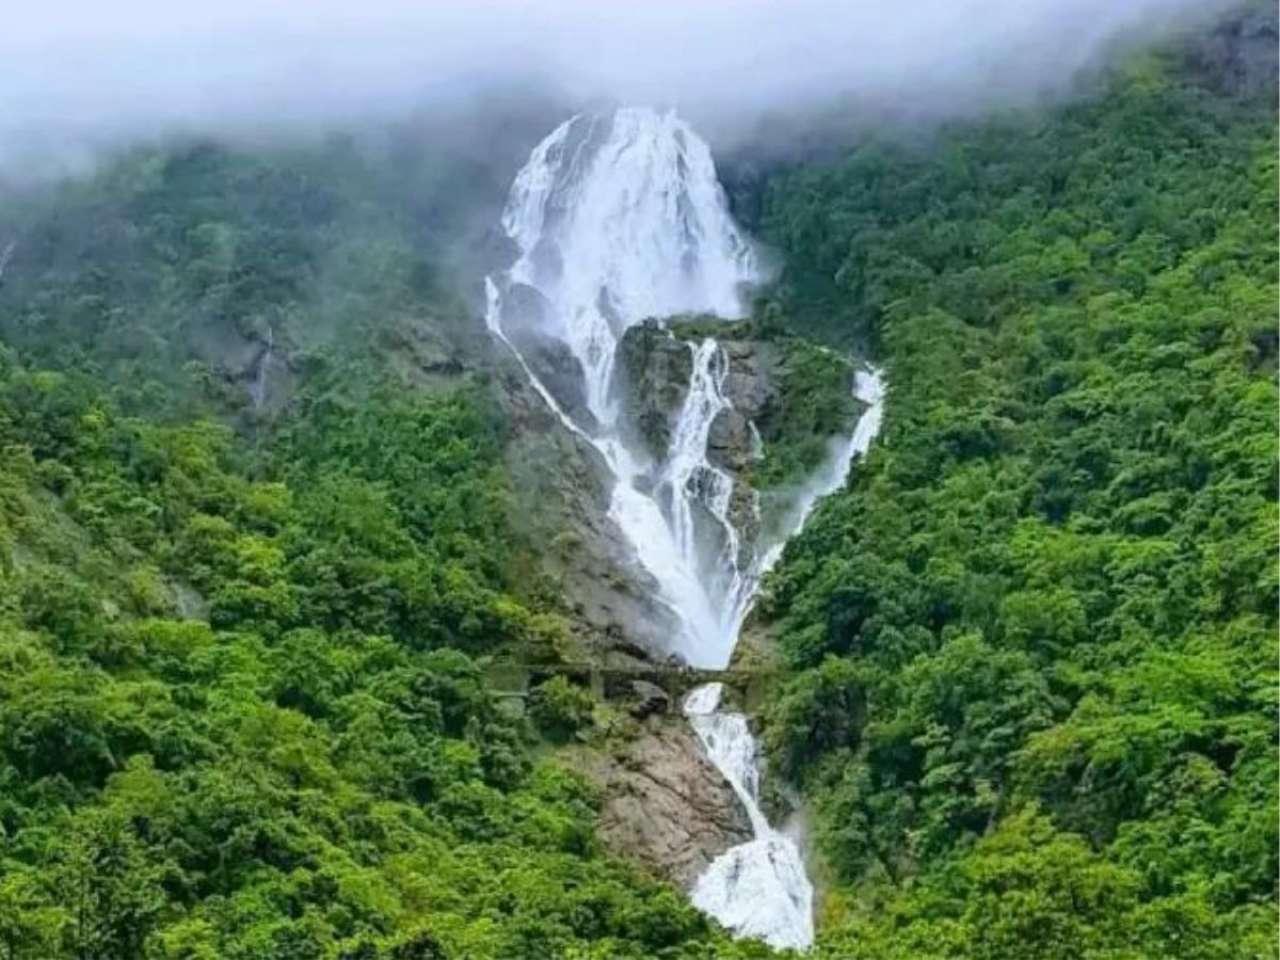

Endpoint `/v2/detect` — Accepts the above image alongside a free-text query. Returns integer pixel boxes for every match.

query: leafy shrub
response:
[529,676,596,742]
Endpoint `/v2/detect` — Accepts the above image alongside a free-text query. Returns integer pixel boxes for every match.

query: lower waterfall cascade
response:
[685,683,814,950]
[485,106,886,950]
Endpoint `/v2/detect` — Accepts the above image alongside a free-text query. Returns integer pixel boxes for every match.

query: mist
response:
[3,0,1234,178]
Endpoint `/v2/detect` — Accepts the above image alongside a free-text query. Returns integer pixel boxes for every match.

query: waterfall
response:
[501,108,756,422]
[486,106,885,950]
[488,106,756,664]
[654,338,748,667]
[748,369,886,594]
[250,326,274,411]
[681,367,884,951]
[686,683,813,950]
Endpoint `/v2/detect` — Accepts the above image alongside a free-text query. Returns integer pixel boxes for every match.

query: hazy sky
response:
[3,0,1229,172]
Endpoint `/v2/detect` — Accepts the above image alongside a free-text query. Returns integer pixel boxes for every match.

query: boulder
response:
[628,679,671,719]
[572,718,753,888]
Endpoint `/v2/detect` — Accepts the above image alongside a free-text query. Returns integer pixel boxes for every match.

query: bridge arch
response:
[484,660,778,713]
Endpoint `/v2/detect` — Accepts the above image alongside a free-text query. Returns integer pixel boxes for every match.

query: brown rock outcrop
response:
[571,717,752,888]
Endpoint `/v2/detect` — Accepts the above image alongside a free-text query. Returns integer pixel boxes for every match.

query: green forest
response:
[0,6,1276,960]
[0,138,768,959]
[755,19,1278,960]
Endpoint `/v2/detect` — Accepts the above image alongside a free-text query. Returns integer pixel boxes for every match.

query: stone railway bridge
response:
[484,660,780,713]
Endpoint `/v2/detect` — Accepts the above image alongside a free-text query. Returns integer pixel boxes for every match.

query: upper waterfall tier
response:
[499,107,758,422]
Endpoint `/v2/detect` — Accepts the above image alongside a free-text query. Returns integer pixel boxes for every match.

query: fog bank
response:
[3,0,1233,175]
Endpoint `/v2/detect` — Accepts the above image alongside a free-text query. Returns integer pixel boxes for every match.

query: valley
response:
[0,4,1274,958]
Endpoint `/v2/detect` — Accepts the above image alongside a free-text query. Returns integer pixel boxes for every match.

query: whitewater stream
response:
[485,107,884,951]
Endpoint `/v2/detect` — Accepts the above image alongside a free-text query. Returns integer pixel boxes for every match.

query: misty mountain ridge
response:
[0,3,1274,958]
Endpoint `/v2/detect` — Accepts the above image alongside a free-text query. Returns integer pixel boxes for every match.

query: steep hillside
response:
[0,136,489,423]
[755,10,1278,958]
[0,5,1274,958]
[0,141,779,958]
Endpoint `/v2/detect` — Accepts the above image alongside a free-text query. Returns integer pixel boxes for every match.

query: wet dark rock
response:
[629,680,671,719]
[495,341,684,661]
[613,319,693,463]
[1185,7,1279,97]
[500,282,600,430]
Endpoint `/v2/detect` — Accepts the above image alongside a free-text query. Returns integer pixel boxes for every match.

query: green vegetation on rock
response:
[750,335,859,490]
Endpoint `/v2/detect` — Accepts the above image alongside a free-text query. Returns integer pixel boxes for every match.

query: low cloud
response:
[2,0,1231,176]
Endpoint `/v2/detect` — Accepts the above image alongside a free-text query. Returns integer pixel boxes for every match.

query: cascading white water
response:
[654,338,750,667]
[250,326,274,411]
[685,683,814,950]
[502,108,756,422]
[486,106,886,951]
[488,106,756,663]
[681,368,885,950]
[750,369,886,589]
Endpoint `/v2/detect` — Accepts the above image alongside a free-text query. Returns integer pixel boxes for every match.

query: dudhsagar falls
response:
[484,106,884,951]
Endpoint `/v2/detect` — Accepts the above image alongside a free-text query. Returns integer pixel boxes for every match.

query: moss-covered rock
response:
[612,319,693,462]
[750,338,861,490]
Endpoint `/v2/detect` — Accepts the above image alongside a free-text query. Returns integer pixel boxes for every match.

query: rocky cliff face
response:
[569,714,753,888]
[1186,4,1279,97]
[708,336,779,561]
[613,319,780,472]
[611,319,693,463]
[611,317,802,579]
[494,344,687,664]
[708,338,774,471]
[495,281,602,432]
